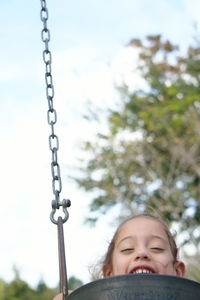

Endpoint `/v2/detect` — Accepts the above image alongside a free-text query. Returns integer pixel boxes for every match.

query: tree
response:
[0,279,6,299]
[74,34,200,248]
[35,279,58,300]
[1,267,57,300]
[4,277,36,300]
[68,276,83,290]
[0,267,84,299]
[185,251,200,282]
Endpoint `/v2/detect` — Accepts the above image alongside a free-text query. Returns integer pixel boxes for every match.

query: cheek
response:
[153,255,176,274]
[112,253,129,274]
[151,250,173,266]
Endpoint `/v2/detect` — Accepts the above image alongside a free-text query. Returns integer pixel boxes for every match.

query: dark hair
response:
[102,213,178,277]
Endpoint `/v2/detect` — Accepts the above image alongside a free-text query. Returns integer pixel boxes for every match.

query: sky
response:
[0,0,200,289]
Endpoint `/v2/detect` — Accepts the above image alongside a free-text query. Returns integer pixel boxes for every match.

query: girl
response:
[53,213,185,299]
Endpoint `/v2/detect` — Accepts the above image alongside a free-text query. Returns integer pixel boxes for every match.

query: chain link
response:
[40,0,71,225]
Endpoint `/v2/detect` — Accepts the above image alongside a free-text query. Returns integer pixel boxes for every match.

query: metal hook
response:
[50,198,71,225]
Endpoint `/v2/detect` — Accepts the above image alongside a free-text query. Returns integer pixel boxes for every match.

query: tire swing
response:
[39,1,200,299]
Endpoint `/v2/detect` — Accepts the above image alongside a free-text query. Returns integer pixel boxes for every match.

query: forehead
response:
[116,217,168,241]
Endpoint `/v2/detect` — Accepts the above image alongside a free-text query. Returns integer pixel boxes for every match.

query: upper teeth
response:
[133,269,153,274]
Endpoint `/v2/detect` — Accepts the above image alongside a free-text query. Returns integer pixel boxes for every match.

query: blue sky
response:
[0,0,200,289]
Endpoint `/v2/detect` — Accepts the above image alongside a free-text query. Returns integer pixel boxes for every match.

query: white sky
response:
[0,0,200,289]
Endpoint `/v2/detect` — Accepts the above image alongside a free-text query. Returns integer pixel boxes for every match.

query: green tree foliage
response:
[74,34,200,247]
[0,267,83,300]
[0,279,6,299]
[2,275,57,300]
[185,251,200,282]
[68,276,83,290]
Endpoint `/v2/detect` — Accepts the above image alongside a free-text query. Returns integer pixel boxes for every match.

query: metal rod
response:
[57,216,68,299]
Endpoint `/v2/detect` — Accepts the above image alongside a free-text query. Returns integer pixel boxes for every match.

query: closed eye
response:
[151,247,164,251]
[121,248,134,253]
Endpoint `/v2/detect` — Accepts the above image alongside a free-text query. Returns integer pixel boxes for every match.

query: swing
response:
[39,1,200,299]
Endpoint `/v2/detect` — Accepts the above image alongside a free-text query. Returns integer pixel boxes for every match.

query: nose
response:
[134,248,150,261]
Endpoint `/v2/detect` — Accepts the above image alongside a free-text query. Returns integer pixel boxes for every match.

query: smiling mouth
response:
[129,267,155,274]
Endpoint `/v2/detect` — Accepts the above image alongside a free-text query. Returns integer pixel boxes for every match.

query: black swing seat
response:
[67,273,200,300]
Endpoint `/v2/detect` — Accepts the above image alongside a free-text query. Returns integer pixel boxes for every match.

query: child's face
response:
[106,217,185,277]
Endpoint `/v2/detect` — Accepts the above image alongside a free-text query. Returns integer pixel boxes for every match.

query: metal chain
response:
[40,0,71,225]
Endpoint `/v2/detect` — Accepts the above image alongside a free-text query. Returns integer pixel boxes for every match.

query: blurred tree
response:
[0,264,85,300]
[0,279,6,299]
[1,267,84,300]
[4,276,36,300]
[1,267,57,300]
[74,34,200,248]
[185,251,200,282]
[68,276,83,290]
[35,279,58,299]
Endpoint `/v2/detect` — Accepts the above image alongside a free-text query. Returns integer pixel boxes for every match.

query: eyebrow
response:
[116,235,168,247]
[150,235,168,243]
